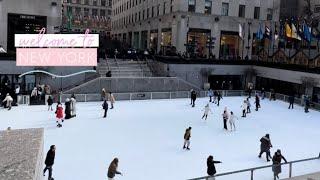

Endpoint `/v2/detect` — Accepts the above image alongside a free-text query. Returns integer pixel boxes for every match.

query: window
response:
[100,9,105,16]
[238,5,245,18]
[108,10,112,15]
[67,6,73,14]
[267,8,273,20]
[170,0,173,13]
[84,8,89,17]
[163,2,166,14]
[188,0,196,12]
[205,0,212,14]
[157,4,160,16]
[221,3,229,16]
[75,7,81,15]
[101,0,106,6]
[254,7,260,19]
[92,9,98,16]
[152,6,154,17]
[147,8,149,18]
[315,6,320,13]
[84,0,89,5]
[92,0,97,6]
[109,0,112,6]
[143,10,145,19]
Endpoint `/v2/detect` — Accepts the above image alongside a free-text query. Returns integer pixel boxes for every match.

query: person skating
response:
[272,149,287,179]
[101,88,108,101]
[246,98,251,113]
[207,155,222,178]
[229,111,238,131]
[43,145,56,180]
[213,91,218,104]
[191,90,197,107]
[102,100,109,118]
[258,134,273,161]
[248,85,253,98]
[304,96,310,113]
[47,96,53,111]
[241,100,247,117]
[64,98,72,119]
[261,88,265,100]
[255,95,260,111]
[202,103,212,120]
[107,158,122,180]
[183,127,192,150]
[108,92,115,109]
[217,92,222,106]
[55,104,63,127]
[208,89,213,102]
[190,89,194,105]
[2,93,13,110]
[288,95,294,109]
[222,110,228,130]
[70,97,77,117]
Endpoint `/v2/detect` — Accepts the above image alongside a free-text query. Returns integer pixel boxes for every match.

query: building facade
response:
[111,0,280,59]
[280,0,320,19]
[62,0,112,35]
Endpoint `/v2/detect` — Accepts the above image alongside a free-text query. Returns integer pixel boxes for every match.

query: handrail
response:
[188,153,320,180]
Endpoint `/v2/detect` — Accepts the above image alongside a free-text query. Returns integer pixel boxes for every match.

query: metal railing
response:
[188,154,320,180]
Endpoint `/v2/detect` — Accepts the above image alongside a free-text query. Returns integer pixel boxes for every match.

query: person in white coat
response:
[2,93,13,110]
[241,100,247,117]
[70,97,77,117]
[202,103,212,120]
[229,111,238,131]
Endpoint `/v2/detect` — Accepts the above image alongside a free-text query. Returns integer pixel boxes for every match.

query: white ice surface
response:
[0,97,320,180]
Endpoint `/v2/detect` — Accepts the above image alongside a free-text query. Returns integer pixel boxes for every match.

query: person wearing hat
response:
[207,155,222,178]
[2,93,13,110]
[272,149,287,179]
[258,134,273,161]
[107,158,122,180]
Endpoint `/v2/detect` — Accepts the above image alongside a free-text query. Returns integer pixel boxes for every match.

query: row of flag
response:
[239,21,320,45]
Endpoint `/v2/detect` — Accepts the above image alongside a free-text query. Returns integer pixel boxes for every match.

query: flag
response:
[291,23,302,40]
[285,23,292,38]
[303,24,312,42]
[239,24,244,39]
[274,23,279,41]
[256,23,264,40]
[265,25,271,39]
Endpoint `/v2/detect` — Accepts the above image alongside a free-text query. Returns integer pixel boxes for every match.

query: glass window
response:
[100,9,105,16]
[108,10,112,15]
[92,9,98,16]
[254,7,260,19]
[84,8,89,17]
[92,0,97,6]
[163,2,166,15]
[157,4,160,16]
[152,6,154,17]
[205,0,212,14]
[221,3,229,16]
[101,0,106,6]
[75,7,81,15]
[84,0,89,5]
[188,0,196,12]
[238,5,246,18]
[267,8,273,20]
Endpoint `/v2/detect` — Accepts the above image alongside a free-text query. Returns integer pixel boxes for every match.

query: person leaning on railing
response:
[207,155,222,179]
[272,149,287,180]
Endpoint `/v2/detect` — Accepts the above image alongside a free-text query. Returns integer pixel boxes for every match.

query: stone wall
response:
[0,128,44,180]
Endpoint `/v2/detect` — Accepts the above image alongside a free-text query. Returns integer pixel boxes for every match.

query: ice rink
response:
[1,97,320,180]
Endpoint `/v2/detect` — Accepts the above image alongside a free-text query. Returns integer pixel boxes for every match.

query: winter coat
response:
[101,90,107,100]
[260,136,272,152]
[191,91,197,100]
[208,90,213,97]
[65,101,72,119]
[247,100,251,107]
[207,160,222,176]
[229,114,237,124]
[289,96,294,103]
[47,98,53,106]
[272,154,287,175]
[70,98,76,115]
[31,88,38,97]
[56,107,64,119]
[222,112,228,120]
[255,96,260,104]
[2,95,13,102]
[241,102,247,110]
[107,162,121,178]
[203,106,212,115]
[184,129,191,140]
[102,101,109,110]
[44,149,55,166]
[109,94,115,103]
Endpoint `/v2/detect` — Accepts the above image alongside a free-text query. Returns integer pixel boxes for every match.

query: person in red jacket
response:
[55,104,64,128]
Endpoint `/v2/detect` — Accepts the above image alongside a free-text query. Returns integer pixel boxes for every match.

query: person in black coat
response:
[102,100,108,118]
[305,96,310,113]
[64,98,72,119]
[255,94,260,111]
[47,96,53,111]
[207,155,222,177]
[217,92,222,106]
[258,134,273,161]
[288,95,294,109]
[191,90,197,107]
[43,145,56,180]
[272,149,287,179]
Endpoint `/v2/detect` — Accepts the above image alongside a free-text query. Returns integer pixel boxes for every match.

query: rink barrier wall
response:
[18,90,320,111]
[188,153,320,180]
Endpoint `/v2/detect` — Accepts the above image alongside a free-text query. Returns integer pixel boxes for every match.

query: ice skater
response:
[55,104,64,127]
[202,103,212,120]
[64,98,72,119]
[2,93,13,110]
[248,85,253,98]
[241,100,247,117]
[213,90,218,104]
[246,98,251,113]
[102,100,109,118]
[304,96,310,113]
[47,96,53,111]
[43,145,56,180]
[191,90,197,107]
[261,88,265,100]
[108,92,115,109]
[107,158,122,180]
[208,89,213,102]
[255,94,260,111]
[229,111,238,131]
[272,149,287,179]
[207,155,222,178]
[217,92,222,106]
[183,127,192,150]
[258,134,273,161]
[70,96,77,117]
[288,95,294,109]
[222,110,229,130]
[190,89,194,105]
